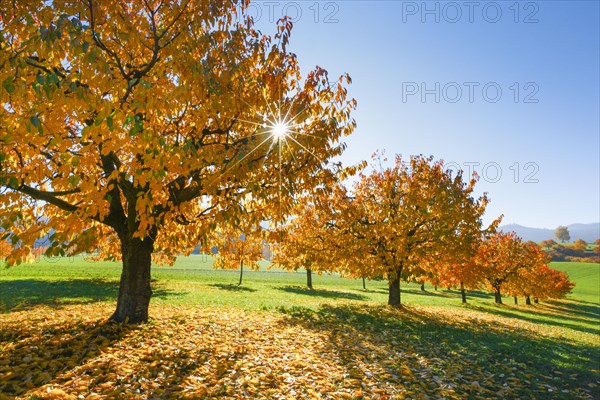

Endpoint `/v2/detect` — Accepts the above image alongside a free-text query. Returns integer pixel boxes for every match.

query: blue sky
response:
[252,1,599,229]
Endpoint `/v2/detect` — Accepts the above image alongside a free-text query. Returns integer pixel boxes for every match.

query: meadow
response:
[0,257,598,399]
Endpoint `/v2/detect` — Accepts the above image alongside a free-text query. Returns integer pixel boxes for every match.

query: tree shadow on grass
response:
[276,285,367,301]
[460,289,495,300]
[277,304,600,399]
[545,300,600,320]
[209,283,257,292]
[402,288,496,303]
[0,279,183,313]
[402,287,456,298]
[467,301,600,336]
[351,288,388,295]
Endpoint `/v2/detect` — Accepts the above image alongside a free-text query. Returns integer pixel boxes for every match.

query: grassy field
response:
[0,257,598,399]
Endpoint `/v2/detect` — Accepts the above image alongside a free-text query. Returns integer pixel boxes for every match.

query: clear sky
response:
[252,0,600,229]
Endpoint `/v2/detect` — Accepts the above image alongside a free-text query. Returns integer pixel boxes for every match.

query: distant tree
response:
[330,154,490,306]
[207,224,265,286]
[429,216,502,304]
[272,166,358,290]
[477,232,540,304]
[520,265,574,303]
[504,243,553,304]
[555,226,570,243]
[540,239,557,249]
[573,239,587,251]
[537,266,575,301]
[273,195,334,290]
[594,239,600,245]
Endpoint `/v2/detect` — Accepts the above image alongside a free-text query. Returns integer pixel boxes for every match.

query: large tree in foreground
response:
[0,1,356,322]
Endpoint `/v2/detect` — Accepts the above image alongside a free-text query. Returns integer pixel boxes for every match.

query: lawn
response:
[0,257,598,399]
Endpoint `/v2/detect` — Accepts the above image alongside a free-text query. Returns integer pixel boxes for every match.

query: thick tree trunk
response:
[460,281,467,304]
[526,295,532,305]
[111,237,154,323]
[238,261,244,286]
[434,285,437,291]
[388,276,401,306]
[494,287,503,304]
[362,277,366,290]
[514,296,518,305]
[306,268,313,290]
[420,282,425,291]
[534,298,539,304]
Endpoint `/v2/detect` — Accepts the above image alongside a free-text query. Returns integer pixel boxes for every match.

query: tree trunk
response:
[460,281,467,304]
[110,237,154,323]
[514,296,518,305]
[388,276,401,306]
[534,298,539,304]
[362,277,366,290]
[306,268,313,290]
[420,282,425,291]
[434,285,437,291]
[526,295,532,305]
[238,260,244,286]
[494,286,503,304]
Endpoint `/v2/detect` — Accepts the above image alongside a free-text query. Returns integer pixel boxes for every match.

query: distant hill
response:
[499,223,600,243]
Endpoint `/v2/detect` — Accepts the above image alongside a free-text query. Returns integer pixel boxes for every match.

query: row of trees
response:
[0,2,574,323]
[208,155,574,306]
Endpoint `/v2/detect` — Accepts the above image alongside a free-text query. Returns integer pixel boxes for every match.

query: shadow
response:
[413,288,495,301]
[450,292,600,327]
[467,303,600,336]
[209,283,257,292]
[545,300,600,320]
[0,279,185,313]
[0,279,117,313]
[277,304,600,399]
[351,288,388,294]
[460,289,495,300]
[0,317,140,397]
[402,288,456,298]
[276,285,367,301]
[351,286,495,302]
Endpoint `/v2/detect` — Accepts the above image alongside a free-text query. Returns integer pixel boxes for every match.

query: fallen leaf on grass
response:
[0,303,598,399]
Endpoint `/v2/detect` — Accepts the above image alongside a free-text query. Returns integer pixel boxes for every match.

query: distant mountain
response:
[499,223,600,243]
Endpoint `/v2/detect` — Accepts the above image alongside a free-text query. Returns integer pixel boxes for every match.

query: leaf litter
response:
[0,303,598,399]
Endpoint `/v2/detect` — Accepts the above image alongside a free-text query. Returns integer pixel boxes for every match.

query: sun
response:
[271,120,289,140]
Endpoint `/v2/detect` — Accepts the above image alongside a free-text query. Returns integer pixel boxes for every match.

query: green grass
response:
[0,255,392,310]
[553,262,600,302]
[1,256,598,338]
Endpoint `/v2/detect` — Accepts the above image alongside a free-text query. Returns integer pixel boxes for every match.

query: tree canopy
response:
[0,0,356,322]
[555,226,570,243]
[327,154,491,306]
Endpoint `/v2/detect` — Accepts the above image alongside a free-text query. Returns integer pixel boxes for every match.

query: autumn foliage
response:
[300,155,492,306]
[0,1,577,326]
[273,177,344,289]
[272,154,574,307]
[0,1,356,322]
[206,222,265,286]
[475,232,574,304]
